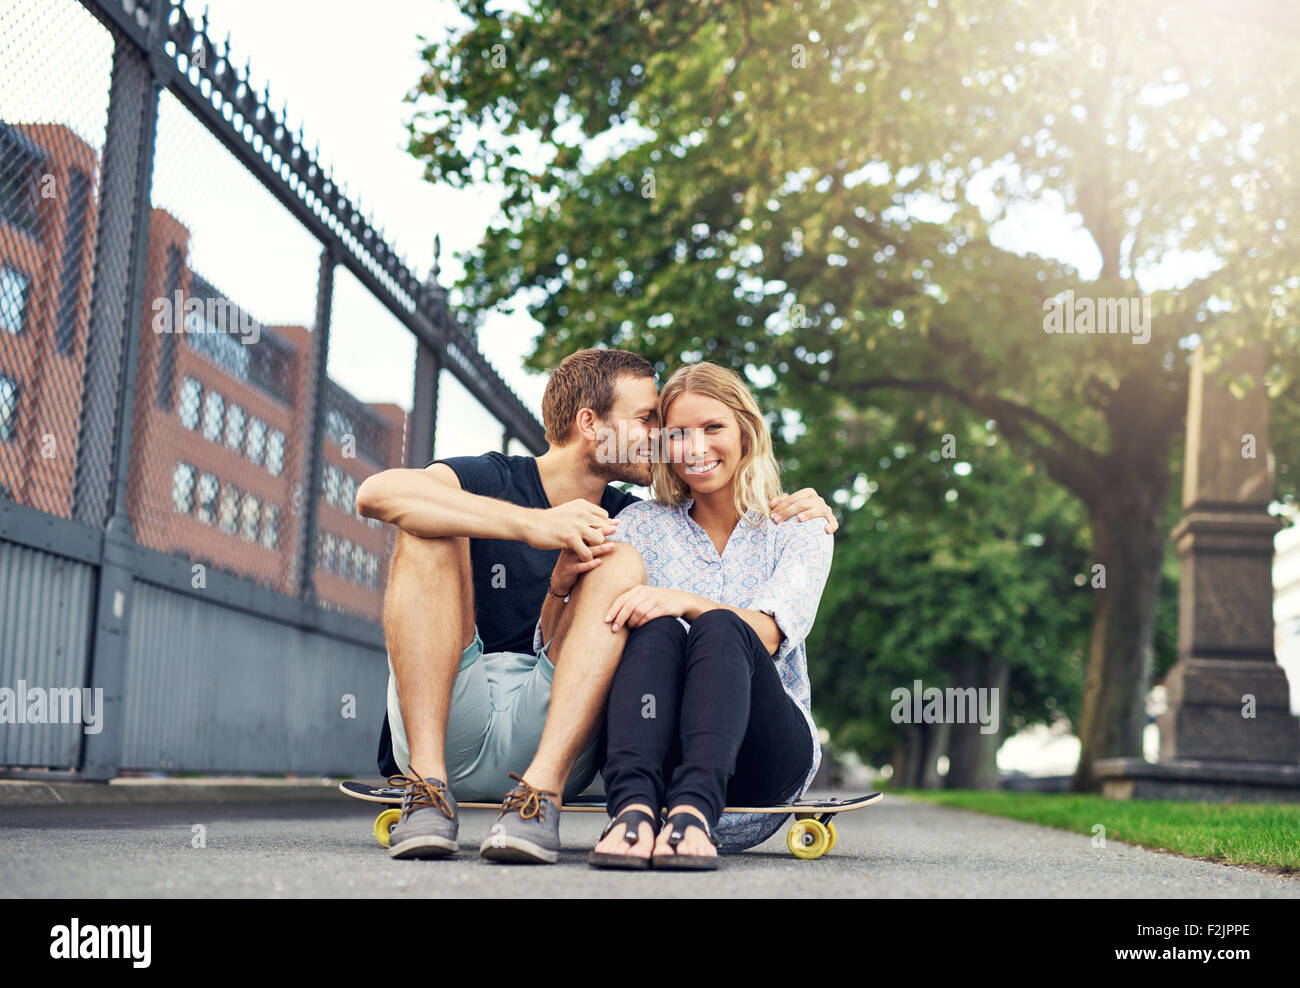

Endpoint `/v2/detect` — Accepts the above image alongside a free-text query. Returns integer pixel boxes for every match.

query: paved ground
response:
[2,791,1296,898]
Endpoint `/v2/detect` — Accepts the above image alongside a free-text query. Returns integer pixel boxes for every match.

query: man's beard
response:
[591,454,652,487]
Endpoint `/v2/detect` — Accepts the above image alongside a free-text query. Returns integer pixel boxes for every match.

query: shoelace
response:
[387,771,454,821]
[499,772,558,822]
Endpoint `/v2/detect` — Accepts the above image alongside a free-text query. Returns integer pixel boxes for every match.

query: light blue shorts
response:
[385,629,602,803]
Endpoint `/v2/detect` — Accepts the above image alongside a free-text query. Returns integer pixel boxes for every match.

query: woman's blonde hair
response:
[651,362,784,525]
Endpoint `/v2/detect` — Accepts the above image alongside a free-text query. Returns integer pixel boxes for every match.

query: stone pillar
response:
[1095,344,1300,801]
[1161,345,1299,762]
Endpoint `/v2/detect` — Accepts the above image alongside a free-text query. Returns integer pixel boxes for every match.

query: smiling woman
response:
[590,361,834,869]
[650,363,785,528]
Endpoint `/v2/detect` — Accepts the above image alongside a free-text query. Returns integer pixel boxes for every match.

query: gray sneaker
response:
[387,772,459,860]
[479,773,561,864]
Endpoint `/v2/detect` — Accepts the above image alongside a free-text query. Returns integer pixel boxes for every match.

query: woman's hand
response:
[551,538,619,596]
[769,488,839,534]
[604,586,696,632]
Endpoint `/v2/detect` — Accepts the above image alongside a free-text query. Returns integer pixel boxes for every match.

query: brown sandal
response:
[652,811,719,870]
[588,807,658,870]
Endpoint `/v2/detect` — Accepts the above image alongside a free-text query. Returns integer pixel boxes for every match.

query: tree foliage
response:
[407,0,1299,779]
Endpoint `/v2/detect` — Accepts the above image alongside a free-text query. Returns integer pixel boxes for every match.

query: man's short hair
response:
[542,348,656,446]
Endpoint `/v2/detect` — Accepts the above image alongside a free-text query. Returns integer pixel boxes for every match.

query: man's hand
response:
[550,541,619,597]
[769,488,838,534]
[604,586,695,632]
[524,499,618,561]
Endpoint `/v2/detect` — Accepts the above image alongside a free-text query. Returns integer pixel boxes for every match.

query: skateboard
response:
[340,780,881,859]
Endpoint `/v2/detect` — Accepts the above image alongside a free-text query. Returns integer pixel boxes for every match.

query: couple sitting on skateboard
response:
[356,348,834,866]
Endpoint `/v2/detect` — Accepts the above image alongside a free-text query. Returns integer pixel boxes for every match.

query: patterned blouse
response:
[601,497,834,852]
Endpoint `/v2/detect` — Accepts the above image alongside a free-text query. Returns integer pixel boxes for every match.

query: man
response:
[355,348,836,864]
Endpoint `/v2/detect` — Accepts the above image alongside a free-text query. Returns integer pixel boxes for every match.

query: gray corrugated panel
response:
[121,582,386,775]
[0,541,96,767]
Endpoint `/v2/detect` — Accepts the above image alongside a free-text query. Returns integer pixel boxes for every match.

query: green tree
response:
[409,0,1299,788]
[804,401,1179,785]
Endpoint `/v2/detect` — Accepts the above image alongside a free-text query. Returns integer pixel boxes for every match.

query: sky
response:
[5,0,1297,770]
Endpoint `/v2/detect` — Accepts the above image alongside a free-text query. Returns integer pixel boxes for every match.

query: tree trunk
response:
[893,723,950,789]
[895,733,924,789]
[888,742,909,789]
[945,654,1009,789]
[1072,474,1170,791]
[919,720,951,789]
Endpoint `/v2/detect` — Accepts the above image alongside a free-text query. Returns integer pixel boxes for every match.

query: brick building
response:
[1,120,406,623]
[0,121,98,516]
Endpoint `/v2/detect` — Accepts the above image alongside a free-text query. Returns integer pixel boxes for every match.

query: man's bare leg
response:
[383,530,475,781]
[517,543,645,796]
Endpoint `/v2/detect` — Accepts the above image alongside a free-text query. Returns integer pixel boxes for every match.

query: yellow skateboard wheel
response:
[787,818,830,859]
[826,820,837,852]
[374,808,402,848]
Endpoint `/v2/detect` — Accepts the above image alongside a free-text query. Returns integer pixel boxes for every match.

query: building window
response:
[178,376,202,430]
[185,304,251,378]
[246,417,266,465]
[352,543,366,584]
[0,124,45,234]
[266,429,285,477]
[325,407,353,445]
[240,492,260,542]
[341,473,357,515]
[338,538,353,580]
[260,503,279,549]
[196,472,219,524]
[365,553,378,589]
[1,266,31,334]
[171,462,195,514]
[323,464,340,507]
[0,374,19,441]
[217,481,240,534]
[224,403,245,451]
[202,390,224,442]
[319,532,335,573]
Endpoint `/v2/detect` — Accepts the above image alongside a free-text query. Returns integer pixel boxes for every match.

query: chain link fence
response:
[0,0,117,521]
[315,265,415,623]
[126,86,326,601]
[1,0,546,625]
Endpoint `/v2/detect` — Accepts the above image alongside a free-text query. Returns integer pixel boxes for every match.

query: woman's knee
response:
[625,615,688,653]
[614,617,688,675]
[686,609,752,643]
[684,610,756,668]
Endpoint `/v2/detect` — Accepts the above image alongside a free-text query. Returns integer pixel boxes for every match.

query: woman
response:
[588,361,833,869]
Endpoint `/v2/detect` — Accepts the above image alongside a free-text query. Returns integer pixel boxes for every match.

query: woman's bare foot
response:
[653,804,716,860]
[591,802,656,861]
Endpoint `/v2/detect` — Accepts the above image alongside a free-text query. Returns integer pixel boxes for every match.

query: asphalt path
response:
[2,792,1297,898]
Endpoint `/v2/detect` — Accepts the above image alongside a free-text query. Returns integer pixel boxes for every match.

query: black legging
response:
[601,609,814,830]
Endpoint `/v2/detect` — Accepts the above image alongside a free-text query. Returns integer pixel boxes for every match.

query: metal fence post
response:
[295,246,336,603]
[80,2,165,781]
[406,238,447,469]
[407,343,440,469]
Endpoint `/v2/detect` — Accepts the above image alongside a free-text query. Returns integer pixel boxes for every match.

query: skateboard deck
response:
[340,780,879,814]
[340,780,881,858]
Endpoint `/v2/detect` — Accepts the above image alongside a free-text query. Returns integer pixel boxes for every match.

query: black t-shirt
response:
[377,451,640,775]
